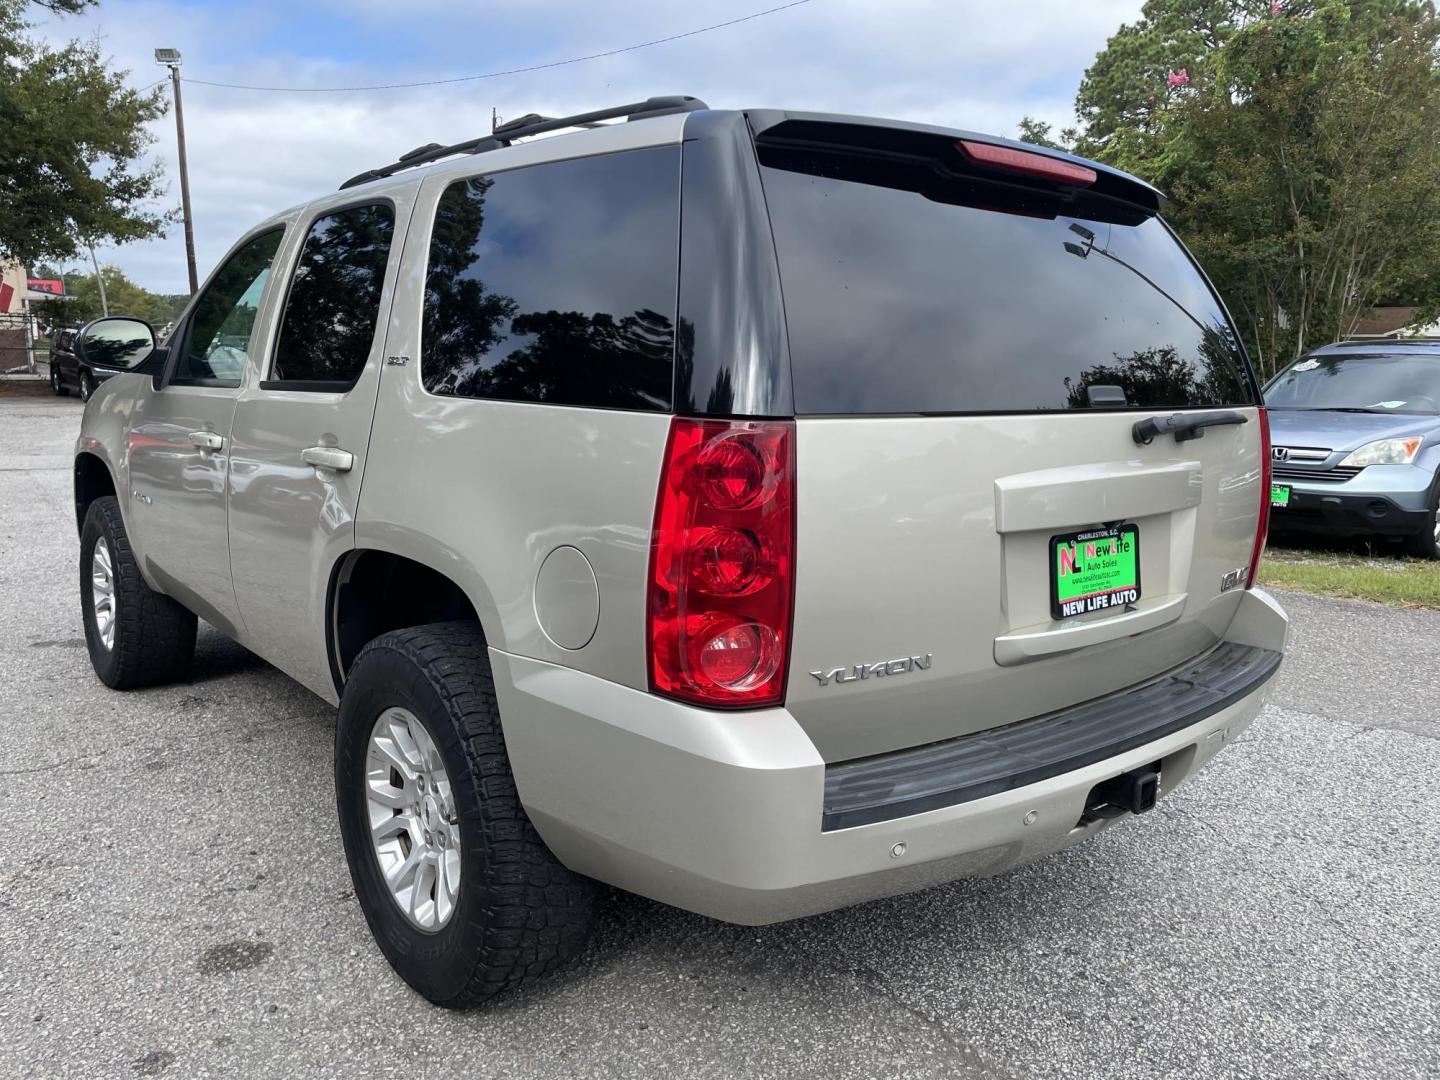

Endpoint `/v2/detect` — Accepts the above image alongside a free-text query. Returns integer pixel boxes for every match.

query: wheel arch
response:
[74,451,118,537]
[327,545,500,695]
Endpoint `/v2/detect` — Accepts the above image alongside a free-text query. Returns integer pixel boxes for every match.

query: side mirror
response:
[76,316,160,373]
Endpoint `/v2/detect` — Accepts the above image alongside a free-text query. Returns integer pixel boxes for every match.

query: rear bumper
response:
[492,589,1289,925]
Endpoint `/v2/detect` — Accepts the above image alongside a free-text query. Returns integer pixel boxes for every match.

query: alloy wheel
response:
[91,536,117,650]
[364,707,462,931]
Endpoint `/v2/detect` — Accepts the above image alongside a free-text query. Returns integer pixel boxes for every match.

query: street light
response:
[155,48,198,295]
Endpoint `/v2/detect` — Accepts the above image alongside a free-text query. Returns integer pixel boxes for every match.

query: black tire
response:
[80,496,197,689]
[335,622,597,1008]
[1406,484,1440,559]
[50,363,67,396]
[78,369,94,402]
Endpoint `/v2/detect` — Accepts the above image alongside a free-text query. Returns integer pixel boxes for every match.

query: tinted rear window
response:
[421,146,679,411]
[758,137,1253,415]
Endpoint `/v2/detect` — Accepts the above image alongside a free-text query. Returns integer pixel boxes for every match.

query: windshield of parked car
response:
[1264,352,1440,415]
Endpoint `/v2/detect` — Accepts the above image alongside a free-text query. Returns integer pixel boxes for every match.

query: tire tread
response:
[82,496,196,688]
[345,622,595,1007]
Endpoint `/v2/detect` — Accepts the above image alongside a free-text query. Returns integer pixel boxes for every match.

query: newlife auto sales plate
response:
[1050,525,1141,621]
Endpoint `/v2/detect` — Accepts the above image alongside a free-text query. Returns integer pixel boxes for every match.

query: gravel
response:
[2,396,1435,1079]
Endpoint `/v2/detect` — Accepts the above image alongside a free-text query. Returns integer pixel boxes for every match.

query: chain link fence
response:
[0,312,42,376]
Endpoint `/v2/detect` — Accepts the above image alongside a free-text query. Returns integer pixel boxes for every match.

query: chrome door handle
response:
[301,446,354,473]
[188,431,224,452]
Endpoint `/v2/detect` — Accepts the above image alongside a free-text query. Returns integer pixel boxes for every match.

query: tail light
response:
[648,418,795,707]
[1246,407,1272,589]
[956,140,1098,187]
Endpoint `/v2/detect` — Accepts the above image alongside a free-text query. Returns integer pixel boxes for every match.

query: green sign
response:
[1270,483,1291,508]
[1051,525,1141,620]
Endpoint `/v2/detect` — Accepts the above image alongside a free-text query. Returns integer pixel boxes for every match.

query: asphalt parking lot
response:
[1,392,1436,1080]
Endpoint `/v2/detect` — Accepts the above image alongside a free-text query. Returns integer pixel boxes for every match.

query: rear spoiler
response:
[745,110,1164,218]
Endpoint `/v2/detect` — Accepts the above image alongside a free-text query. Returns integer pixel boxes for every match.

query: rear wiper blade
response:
[1318,407,1396,414]
[1132,410,1248,445]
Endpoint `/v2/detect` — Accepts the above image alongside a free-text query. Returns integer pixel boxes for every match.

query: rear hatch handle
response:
[1133,410,1247,445]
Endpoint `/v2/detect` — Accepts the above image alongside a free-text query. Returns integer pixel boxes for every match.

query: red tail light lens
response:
[956,139,1098,187]
[648,419,795,707]
[1246,406,1272,589]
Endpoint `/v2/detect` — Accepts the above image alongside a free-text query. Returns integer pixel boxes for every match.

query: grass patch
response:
[1259,543,1440,609]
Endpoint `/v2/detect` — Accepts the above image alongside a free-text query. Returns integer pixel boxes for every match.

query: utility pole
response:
[87,242,109,317]
[155,48,199,295]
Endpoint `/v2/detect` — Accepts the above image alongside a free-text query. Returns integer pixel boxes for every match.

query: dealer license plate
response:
[1051,525,1141,621]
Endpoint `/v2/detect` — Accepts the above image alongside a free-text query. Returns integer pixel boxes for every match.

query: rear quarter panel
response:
[355,118,688,689]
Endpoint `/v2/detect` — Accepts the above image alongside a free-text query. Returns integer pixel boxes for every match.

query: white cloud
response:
[32,0,1141,292]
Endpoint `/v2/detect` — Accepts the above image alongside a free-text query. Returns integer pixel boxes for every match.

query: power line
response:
[181,0,814,93]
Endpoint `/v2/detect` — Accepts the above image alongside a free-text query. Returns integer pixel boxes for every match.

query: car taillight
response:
[648,418,795,707]
[956,139,1098,187]
[1246,407,1272,589]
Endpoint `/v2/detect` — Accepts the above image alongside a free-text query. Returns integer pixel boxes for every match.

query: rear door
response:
[226,188,415,696]
[755,121,1265,762]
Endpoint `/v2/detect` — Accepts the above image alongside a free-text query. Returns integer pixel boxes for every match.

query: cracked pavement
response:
[1,395,1436,1079]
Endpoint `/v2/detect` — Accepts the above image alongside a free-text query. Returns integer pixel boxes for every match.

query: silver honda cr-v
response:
[69,96,1288,1007]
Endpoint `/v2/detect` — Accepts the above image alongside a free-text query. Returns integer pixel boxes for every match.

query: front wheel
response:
[78,369,94,402]
[80,496,197,688]
[1407,485,1440,559]
[50,364,67,396]
[335,622,597,1008]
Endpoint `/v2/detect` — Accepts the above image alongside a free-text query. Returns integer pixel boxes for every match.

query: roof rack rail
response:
[339,95,707,190]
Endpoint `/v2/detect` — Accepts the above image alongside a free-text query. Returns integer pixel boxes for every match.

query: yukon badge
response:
[810,655,933,688]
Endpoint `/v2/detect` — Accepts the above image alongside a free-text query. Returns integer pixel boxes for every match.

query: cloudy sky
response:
[31,0,1141,293]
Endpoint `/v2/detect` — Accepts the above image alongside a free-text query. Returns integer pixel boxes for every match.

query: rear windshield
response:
[757,132,1254,416]
[1265,352,1440,415]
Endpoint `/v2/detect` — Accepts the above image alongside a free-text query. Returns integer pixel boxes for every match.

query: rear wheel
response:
[78,369,94,402]
[80,496,197,688]
[50,364,67,396]
[335,622,597,1008]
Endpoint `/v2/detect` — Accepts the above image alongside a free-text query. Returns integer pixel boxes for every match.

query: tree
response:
[1016,116,1074,150]
[1070,0,1440,377]
[1072,0,1253,173]
[37,266,173,328]
[0,0,169,268]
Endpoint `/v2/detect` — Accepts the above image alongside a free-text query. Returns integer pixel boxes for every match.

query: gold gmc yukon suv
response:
[69,97,1288,1006]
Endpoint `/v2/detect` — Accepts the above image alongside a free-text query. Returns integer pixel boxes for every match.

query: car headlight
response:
[1338,436,1423,467]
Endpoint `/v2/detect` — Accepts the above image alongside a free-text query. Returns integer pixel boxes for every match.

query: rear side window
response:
[270,203,395,387]
[421,145,680,411]
[757,134,1253,415]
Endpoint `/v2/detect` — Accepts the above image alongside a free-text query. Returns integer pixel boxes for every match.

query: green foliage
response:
[37,266,175,328]
[0,0,169,267]
[1072,0,1440,378]
[1016,116,1075,150]
[1074,0,1253,172]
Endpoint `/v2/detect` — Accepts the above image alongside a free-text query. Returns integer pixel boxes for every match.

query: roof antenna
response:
[491,106,498,134]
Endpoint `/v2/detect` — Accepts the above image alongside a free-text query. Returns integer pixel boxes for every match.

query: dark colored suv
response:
[50,324,115,401]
